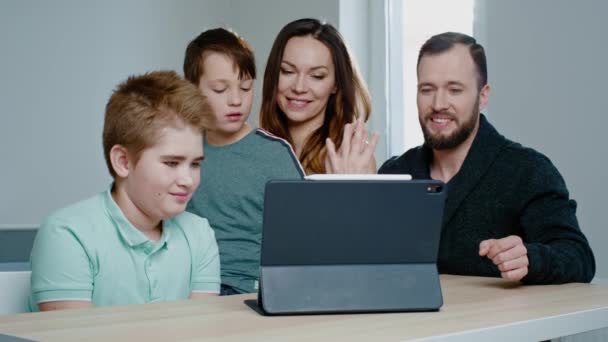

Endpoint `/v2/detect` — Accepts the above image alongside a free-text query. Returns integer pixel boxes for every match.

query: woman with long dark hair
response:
[259,18,378,174]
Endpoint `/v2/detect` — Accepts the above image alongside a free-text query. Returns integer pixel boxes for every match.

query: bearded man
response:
[379,32,595,285]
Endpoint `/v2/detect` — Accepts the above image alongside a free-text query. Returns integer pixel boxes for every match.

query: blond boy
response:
[29,71,220,311]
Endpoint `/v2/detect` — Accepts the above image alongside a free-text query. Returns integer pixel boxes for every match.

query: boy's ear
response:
[109,145,131,178]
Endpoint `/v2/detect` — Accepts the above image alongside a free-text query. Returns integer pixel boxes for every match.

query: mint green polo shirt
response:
[28,186,220,311]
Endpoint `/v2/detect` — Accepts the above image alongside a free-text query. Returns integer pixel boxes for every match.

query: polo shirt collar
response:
[103,184,171,250]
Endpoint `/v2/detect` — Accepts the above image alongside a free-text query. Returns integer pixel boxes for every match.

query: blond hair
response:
[102,70,214,177]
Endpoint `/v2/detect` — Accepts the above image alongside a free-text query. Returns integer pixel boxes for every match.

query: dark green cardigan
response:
[379,114,595,284]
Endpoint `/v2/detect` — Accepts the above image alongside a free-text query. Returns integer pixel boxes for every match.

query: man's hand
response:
[325,118,379,174]
[479,235,529,281]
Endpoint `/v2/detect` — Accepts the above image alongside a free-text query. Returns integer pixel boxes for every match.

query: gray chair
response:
[0,228,36,315]
[0,269,31,314]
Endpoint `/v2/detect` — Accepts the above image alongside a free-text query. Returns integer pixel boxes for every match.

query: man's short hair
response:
[417,32,487,90]
[102,70,214,177]
[183,28,256,85]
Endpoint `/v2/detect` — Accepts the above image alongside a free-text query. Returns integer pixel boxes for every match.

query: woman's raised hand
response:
[325,118,379,174]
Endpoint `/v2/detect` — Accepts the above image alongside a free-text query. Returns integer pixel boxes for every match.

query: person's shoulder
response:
[251,128,304,175]
[379,146,424,174]
[42,192,105,232]
[251,128,294,152]
[501,140,559,173]
[35,192,108,251]
[498,139,566,187]
[171,211,215,240]
[171,211,211,229]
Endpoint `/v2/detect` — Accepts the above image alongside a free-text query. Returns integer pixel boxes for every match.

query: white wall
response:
[475,0,608,278]
[0,0,347,228]
[0,0,231,227]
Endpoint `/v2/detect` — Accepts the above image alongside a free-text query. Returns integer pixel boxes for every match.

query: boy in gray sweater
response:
[184,28,304,294]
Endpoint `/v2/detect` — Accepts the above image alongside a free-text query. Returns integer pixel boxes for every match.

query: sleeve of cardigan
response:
[519,154,595,284]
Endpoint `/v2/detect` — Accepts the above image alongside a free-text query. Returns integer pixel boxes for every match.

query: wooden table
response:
[1,275,607,341]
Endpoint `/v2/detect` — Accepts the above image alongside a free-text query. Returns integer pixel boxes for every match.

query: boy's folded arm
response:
[190,220,221,295]
[30,219,95,309]
[38,300,93,311]
[189,291,218,299]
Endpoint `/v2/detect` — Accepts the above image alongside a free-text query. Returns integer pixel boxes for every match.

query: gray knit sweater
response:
[187,129,304,293]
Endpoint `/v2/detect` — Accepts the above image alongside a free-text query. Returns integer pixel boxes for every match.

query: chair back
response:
[0,269,31,315]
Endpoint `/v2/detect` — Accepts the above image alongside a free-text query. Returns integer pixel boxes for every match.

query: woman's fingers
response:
[325,119,379,174]
[325,138,339,173]
[363,133,380,158]
[340,121,354,157]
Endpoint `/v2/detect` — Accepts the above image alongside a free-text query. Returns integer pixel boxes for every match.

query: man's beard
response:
[420,101,479,150]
